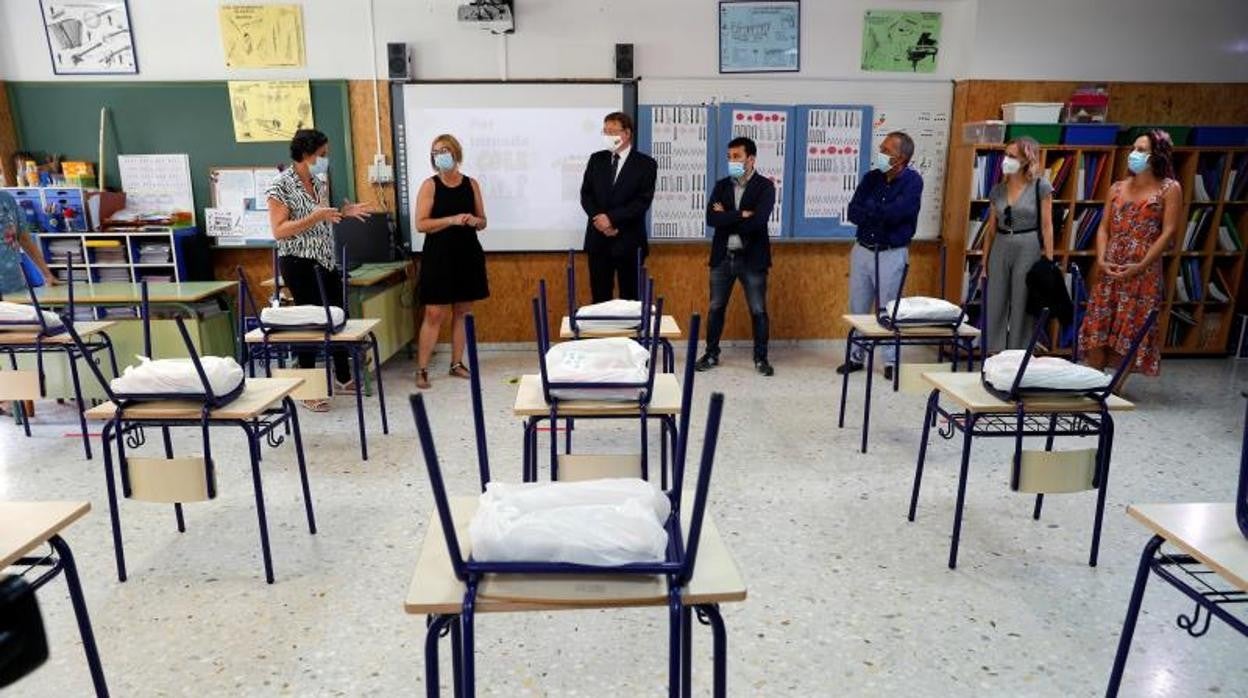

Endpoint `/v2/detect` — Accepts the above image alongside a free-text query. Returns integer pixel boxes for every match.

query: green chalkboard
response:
[5,80,355,217]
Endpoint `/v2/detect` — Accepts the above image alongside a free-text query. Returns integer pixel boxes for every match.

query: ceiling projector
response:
[457,1,515,34]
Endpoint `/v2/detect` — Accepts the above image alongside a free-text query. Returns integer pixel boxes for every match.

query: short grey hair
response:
[887,131,915,163]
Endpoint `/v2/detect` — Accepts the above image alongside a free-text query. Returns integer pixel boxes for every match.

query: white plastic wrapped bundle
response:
[0,301,63,329]
[110,355,245,397]
[260,305,346,328]
[574,299,647,331]
[983,350,1110,393]
[469,478,671,566]
[545,337,649,400]
[883,296,963,325]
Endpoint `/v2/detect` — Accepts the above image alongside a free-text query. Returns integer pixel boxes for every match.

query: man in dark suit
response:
[695,136,777,376]
[580,111,658,302]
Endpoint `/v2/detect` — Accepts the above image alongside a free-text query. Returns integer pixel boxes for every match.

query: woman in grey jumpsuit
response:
[982,136,1055,353]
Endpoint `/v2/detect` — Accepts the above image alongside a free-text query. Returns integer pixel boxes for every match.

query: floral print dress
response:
[1078,178,1176,376]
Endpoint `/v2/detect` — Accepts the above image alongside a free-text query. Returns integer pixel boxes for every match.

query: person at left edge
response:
[580,111,658,303]
[0,189,59,297]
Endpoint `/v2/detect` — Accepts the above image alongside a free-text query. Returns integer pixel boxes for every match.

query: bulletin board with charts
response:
[205,166,282,246]
[791,105,873,237]
[636,105,719,240]
[716,103,796,238]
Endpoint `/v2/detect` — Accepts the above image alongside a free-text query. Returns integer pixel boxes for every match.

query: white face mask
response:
[1001,156,1022,175]
[603,134,623,152]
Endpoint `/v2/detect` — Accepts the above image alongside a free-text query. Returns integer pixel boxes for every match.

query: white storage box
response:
[962,120,1006,145]
[1002,103,1063,124]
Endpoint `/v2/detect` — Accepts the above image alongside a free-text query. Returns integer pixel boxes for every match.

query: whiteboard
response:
[640,79,952,240]
[395,83,627,252]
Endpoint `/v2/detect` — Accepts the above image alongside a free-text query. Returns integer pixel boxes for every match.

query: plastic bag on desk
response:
[574,299,651,331]
[983,350,1109,393]
[469,479,671,566]
[545,337,649,401]
[110,355,245,398]
[883,296,963,324]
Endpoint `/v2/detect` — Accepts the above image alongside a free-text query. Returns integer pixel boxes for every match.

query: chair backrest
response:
[998,308,1053,401]
[1238,392,1248,539]
[408,388,727,581]
[566,256,654,338]
[5,253,76,337]
[671,312,702,503]
[464,313,491,490]
[1090,308,1158,401]
[239,249,347,337]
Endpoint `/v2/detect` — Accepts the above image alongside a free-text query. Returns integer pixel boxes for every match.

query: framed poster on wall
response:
[39,0,138,75]
[718,1,800,74]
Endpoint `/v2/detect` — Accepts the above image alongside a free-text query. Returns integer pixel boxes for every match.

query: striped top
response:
[266,166,335,269]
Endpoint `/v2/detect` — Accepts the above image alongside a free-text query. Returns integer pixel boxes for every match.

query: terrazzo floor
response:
[4,343,1247,697]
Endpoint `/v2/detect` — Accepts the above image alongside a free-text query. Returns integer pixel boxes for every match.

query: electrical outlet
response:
[368,163,394,184]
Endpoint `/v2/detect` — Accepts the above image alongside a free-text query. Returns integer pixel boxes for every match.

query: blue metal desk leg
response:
[521,422,532,482]
[286,397,317,534]
[697,604,728,698]
[1106,534,1164,697]
[65,346,93,459]
[100,420,127,582]
[892,335,901,391]
[861,342,876,454]
[244,426,276,584]
[667,588,682,698]
[424,614,453,698]
[460,584,478,697]
[948,413,977,569]
[48,534,110,697]
[681,606,692,698]
[1088,412,1115,567]
[909,389,940,521]
[370,334,390,435]
[837,330,855,429]
[1034,414,1059,520]
[450,617,464,698]
[160,426,185,533]
[351,346,369,461]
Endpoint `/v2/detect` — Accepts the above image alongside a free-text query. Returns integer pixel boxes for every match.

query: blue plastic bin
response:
[1062,124,1119,146]
[1189,126,1248,147]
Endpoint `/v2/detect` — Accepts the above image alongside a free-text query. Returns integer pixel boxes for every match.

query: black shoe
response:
[755,359,774,376]
[695,353,720,371]
[883,364,895,382]
[836,361,864,375]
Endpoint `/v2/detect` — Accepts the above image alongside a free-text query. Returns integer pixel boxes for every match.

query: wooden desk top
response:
[843,314,981,339]
[559,315,683,340]
[1128,503,1248,593]
[84,377,302,421]
[22,281,236,305]
[243,318,381,343]
[512,373,682,417]
[922,371,1134,415]
[0,321,116,345]
[0,501,90,568]
[404,496,747,615]
[261,261,409,289]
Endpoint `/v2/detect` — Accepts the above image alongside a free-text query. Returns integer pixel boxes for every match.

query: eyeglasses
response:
[1003,206,1013,229]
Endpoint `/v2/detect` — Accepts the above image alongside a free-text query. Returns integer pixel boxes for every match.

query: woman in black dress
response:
[414,133,489,389]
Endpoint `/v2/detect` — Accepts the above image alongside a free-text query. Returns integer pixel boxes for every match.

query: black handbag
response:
[0,574,49,688]
[1023,180,1074,326]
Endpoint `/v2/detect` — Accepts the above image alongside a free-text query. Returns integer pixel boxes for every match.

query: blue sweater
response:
[846,167,924,248]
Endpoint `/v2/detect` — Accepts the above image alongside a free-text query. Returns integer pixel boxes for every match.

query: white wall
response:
[0,0,1244,83]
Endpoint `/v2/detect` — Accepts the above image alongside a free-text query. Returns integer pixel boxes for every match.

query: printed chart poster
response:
[219,4,306,68]
[719,1,800,73]
[872,107,950,240]
[228,80,314,143]
[861,10,941,73]
[725,106,791,237]
[802,108,868,221]
[40,0,137,75]
[640,105,716,239]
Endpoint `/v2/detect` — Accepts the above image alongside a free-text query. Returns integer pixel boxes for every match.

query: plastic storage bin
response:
[1189,126,1248,147]
[1002,102,1064,123]
[963,120,1006,145]
[1005,123,1062,145]
[1117,126,1191,146]
[1062,124,1120,145]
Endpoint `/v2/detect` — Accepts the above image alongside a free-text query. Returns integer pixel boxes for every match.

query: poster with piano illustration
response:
[717,104,795,237]
[791,105,873,237]
[637,105,718,239]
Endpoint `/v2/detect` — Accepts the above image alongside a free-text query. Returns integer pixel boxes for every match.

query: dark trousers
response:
[705,254,769,361]
[588,245,641,303]
[278,255,352,383]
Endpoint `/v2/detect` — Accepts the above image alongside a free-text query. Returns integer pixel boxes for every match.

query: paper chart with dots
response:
[729,108,788,237]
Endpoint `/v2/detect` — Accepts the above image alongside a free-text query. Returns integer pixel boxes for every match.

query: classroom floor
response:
[4,344,1248,697]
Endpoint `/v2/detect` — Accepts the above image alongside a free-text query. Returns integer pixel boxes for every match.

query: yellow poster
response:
[219,4,305,68]
[228,80,314,143]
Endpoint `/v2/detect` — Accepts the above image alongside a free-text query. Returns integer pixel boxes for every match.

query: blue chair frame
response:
[64,280,316,584]
[0,253,118,459]
[410,372,728,697]
[565,249,675,372]
[908,307,1158,569]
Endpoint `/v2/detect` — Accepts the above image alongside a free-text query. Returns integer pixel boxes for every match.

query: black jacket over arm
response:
[580,149,658,258]
[706,173,777,270]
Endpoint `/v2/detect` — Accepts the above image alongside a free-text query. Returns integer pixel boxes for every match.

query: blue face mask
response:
[873,151,894,173]
[727,161,746,179]
[434,152,456,171]
[309,156,329,177]
[1127,150,1151,175]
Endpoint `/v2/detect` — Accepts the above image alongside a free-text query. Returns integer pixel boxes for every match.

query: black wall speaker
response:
[387,42,411,80]
[614,43,634,80]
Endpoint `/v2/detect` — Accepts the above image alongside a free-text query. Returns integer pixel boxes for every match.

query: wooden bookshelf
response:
[944,143,1248,356]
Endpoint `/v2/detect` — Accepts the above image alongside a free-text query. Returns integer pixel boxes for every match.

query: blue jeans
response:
[849,243,908,364]
[705,255,769,361]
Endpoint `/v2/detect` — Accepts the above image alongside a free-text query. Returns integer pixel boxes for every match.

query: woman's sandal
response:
[448,362,470,379]
[334,378,359,394]
[416,367,431,390]
[301,398,331,413]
